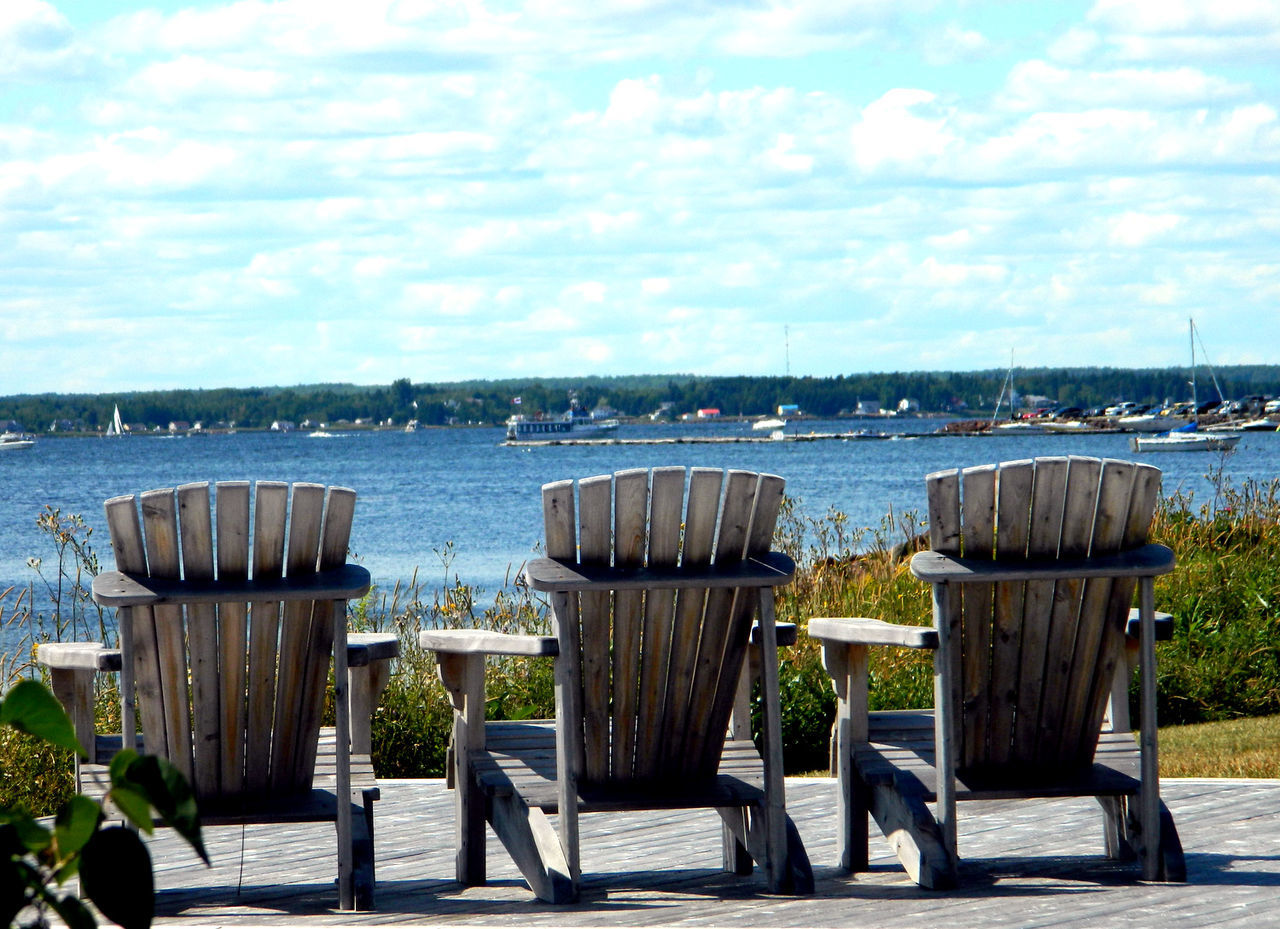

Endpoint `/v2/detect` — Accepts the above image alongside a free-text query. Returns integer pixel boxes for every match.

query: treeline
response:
[5,367,1280,433]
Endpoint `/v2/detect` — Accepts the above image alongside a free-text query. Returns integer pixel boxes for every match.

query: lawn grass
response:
[1159,714,1280,779]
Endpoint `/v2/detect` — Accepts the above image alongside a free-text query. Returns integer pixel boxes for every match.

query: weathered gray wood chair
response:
[421,467,814,902]
[37,481,398,910]
[811,456,1186,888]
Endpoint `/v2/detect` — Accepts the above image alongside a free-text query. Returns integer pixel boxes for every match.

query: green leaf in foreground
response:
[0,679,84,756]
[79,825,155,929]
[52,794,103,873]
[110,752,208,865]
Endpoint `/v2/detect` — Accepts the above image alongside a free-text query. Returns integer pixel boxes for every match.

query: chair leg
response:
[348,794,375,911]
[1098,796,1136,860]
[1123,797,1186,882]
[717,808,755,876]
[488,793,576,903]
[720,803,814,894]
[867,777,956,889]
[843,774,871,873]
[783,814,816,894]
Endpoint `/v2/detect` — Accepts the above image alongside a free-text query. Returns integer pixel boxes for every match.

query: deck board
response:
[135,777,1279,927]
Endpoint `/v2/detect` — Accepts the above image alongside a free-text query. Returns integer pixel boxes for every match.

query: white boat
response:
[752,417,787,432]
[1130,423,1241,453]
[104,404,125,437]
[1236,418,1277,432]
[0,431,35,450]
[1130,318,1238,452]
[506,403,620,440]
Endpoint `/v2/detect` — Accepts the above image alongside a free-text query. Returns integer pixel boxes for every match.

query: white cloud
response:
[1002,60,1248,111]
[849,89,956,175]
[1108,211,1184,247]
[924,23,992,65]
[1,1,1278,391]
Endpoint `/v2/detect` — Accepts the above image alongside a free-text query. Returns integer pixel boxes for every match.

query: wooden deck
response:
[137,776,1280,927]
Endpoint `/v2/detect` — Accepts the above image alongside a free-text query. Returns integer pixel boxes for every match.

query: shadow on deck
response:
[146,777,1280,928]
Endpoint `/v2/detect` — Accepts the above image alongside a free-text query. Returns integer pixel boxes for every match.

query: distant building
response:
[855,400,881,416]
[168,421,190,434]
[696,408,721,419]
[777,404,800,416]
[897,398,920,413]
[271,420,296,432]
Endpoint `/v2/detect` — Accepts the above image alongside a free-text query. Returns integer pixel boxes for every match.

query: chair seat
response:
[82,727,379,825]
[857,710,1143,800]
[473,720,768,812]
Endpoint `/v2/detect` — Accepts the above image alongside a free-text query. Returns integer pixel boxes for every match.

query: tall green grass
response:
[1146,471,1280,724]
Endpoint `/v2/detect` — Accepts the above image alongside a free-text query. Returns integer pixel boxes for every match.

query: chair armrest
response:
[524,550,795,592]
[910,542,1175,584]
[419,628,558,657]
[36,643,120,764]
[809,617,938,649]
[1126,609,1174,642]
[347,634,399,757]
[348,632,400,666]
[91,563,371,607]
[36,642,123,672]
[752,621,798,648]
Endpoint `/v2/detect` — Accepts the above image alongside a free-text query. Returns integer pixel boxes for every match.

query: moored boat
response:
[1129,422,1242,453]
[0,432,35,450]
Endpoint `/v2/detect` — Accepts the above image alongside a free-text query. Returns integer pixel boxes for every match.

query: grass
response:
[1159,715,1280,778]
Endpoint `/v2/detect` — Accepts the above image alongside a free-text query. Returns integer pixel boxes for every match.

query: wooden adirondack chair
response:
[420,467,814,902]
[811,456,1186,888]
[37,481,398,910]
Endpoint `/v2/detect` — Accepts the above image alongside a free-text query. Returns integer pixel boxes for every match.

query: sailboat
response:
[1130,319,1240,453]
[990,351,1044,433]
[104,405,126,437]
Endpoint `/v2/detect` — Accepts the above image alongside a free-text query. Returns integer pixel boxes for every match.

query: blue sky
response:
[3,0,1278,393]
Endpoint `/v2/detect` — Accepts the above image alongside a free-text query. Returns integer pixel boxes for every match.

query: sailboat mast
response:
[1189,317,1196,416]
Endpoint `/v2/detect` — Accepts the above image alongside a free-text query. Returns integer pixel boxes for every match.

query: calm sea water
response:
[3,420,1276,653]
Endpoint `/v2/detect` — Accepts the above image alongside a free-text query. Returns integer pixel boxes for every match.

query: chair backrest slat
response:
[657,468,721,777]
[610,469,649,777]
[104,481,355,805]
[178,482,221,801]
[245,481,287,794]
[925,456,1160,776]
[546,468,784,789]
[104,494,165,765]
[576,474,613,784]
[292,487,355,789]
[632,467,686,780]
[215,481,251,796]
[692,471,785,774]
[271,482,326,794]
[139,488,194,780]
[987,460,1034,766]
[958,464,996,770]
